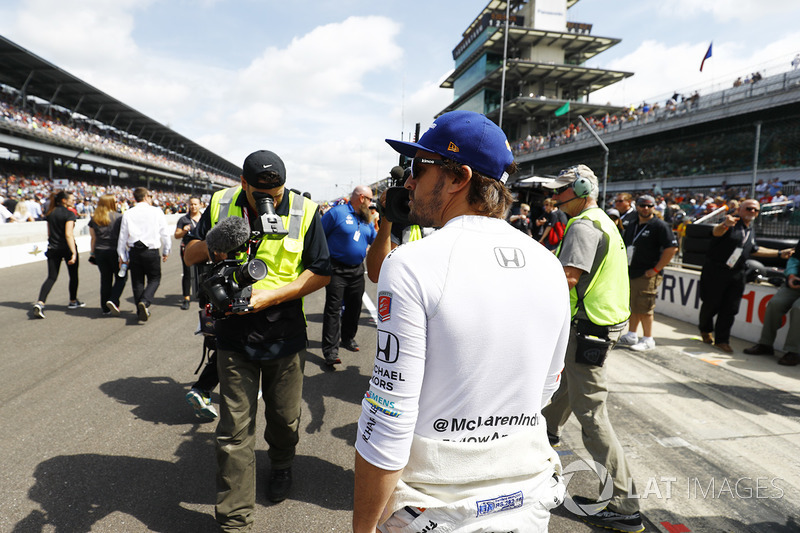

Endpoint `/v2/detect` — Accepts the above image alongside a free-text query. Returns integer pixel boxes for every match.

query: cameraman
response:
[184,150,330,532]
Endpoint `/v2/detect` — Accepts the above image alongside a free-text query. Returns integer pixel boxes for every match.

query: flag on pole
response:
[700,42,712,72]
[554,101,570,117]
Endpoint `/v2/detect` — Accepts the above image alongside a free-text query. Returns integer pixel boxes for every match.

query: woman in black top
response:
[174,197,202,310]
[89,194,128,316]
[33,190,83,318]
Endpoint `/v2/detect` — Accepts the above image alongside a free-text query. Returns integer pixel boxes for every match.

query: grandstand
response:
[439,1,800,204]
[0,34,239,196]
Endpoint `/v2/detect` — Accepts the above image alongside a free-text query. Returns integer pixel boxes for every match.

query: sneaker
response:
[106,301,120,317]
[617,332,638,346]
[185,388,218,419]
[572,496,644,533]
[32,303,45,319]
[547,431,561,447]
[341,338,360,352]
[137,301,150,322]
[67,300,85,309]
[629,337,656,351]
[324,355,342,366]
[180,299,191,310]
[268,467,292,503]
[743,343,774,356]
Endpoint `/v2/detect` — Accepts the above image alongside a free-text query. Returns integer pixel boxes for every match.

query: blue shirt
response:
[322,203,376,265]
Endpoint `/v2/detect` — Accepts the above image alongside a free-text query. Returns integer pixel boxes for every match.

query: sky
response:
[1,0,799,201]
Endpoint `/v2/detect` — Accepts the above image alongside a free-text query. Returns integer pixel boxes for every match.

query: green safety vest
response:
[208,187,316,291]
[557,207,630,325]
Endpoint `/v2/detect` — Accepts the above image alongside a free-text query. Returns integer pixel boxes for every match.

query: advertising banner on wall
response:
[657,267,788,347]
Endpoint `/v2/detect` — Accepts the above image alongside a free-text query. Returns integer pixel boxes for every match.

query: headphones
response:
[557,165,593,198]
[572,175,593,198]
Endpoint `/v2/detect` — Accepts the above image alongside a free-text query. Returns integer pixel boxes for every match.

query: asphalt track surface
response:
[1,247,799,532]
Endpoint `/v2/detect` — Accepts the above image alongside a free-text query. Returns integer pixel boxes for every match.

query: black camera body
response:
[200,258,268,318]
[198,193,288,318]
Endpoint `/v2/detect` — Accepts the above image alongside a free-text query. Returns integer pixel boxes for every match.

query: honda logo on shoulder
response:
[494,247,525,268]
[376,330,400,363]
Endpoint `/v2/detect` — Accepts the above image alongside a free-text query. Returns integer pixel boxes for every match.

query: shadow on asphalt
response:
[303,352,370,435]
[255,451,355,511]
[100,376,204,426]
[12,426,218,533]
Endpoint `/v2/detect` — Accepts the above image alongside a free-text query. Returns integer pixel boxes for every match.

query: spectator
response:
[744,240,800,366]
[509,202,533,236]
[617,194,679,351]
[117,187,171,322]
[26,194,43,220]
[540,197,568,251]
[320,185,377,366]
[698,199,792,352]
[613,192,637,232]
[13,200,34,222]
[32,190,84,318]
[607,207,624,232]
[88,194,127,316]
[174,197,202,310]
[0,198,14,223]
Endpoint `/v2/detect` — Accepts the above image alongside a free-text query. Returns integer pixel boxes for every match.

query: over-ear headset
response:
[572,175,593,198]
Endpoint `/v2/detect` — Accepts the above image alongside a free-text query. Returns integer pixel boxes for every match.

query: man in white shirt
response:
[117,187,170,321]
[353,110,569,533]
[26,195,43,220]
[0,201,15,223]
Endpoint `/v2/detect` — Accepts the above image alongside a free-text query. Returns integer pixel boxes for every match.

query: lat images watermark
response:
[560,457,785,515]
[629,476,786,500]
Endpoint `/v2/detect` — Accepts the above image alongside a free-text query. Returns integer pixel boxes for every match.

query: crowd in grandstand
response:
[0,90,237,188]
[0,171,206,223]
[511,66,800,159]
[510,96,701,156]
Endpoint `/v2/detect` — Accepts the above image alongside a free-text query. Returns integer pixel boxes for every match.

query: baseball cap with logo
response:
[385,110,515,183]
[543,164,599,191]
[242,150,286,189]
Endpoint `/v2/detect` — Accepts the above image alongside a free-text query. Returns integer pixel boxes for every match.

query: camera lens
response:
[235,259,268,285]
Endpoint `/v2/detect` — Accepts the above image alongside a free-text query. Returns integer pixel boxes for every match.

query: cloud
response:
[236,16,403,107]
[589,32,800,107]
[0,4,411,198]
[394,73,455,135]
[657,0,799,22]
[6,0,149,69]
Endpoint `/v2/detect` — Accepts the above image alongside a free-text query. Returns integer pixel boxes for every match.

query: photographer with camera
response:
[183,150,330,531]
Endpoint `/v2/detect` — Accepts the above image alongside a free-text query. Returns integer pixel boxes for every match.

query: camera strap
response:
[194,335,217,374]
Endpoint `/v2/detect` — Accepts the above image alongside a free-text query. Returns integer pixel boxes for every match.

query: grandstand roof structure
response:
[0,34,240,181]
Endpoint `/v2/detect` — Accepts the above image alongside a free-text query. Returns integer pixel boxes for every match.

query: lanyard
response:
[631,220,650,244]
[739,225,751,247]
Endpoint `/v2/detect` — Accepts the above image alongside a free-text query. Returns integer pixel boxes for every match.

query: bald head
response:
[350,185,374,221]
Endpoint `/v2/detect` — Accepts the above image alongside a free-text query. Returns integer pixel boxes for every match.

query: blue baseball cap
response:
[385,110,514,183]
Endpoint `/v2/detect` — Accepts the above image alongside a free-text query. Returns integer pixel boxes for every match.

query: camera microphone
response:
[206,216,251,254]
